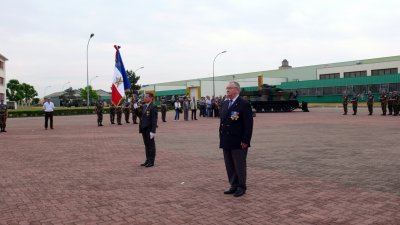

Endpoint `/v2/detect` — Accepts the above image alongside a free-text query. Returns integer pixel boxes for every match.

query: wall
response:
[317,61,400,78]
[0,57,6,101]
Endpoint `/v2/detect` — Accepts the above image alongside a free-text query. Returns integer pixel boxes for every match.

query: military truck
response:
[240,84,300,112]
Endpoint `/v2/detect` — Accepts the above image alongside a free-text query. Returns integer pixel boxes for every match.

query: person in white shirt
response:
[43,98,55,130]
[174,99,181,120]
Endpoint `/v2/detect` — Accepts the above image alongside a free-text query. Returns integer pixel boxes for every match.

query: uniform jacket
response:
[219,96,253,149]
[139,103,158,133]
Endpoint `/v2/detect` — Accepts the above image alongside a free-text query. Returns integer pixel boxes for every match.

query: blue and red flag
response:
[111,45,131,106]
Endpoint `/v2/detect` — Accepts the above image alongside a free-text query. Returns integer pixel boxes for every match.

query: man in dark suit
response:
[219,81,253,197]
[139,93,158,168]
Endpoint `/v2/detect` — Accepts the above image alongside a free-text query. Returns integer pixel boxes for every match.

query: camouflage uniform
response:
[124,101,130,123]
[0,100,7,132]
[160,99,167,122]
[379,92,388,116]
[393,91,400,116]
[342,95,348,115]
[109,104,116,124]
[351,95,358,115]
[367,93,374,115]
[95,100,104,126]
[116,104,123,125]
[388,92,394,115]
[131,100,139,124]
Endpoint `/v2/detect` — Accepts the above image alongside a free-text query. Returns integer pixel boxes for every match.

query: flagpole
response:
[86,33,94,108]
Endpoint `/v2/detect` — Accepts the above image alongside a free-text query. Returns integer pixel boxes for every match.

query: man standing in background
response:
[43,98,55,130]
[0,99,7,132]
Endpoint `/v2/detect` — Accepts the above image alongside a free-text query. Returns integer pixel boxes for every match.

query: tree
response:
[60,87,78,107]
[6,79,24,102]
[21,83,38,106]
[6,79,38,106]
[79,85,98,106]
[126,70,141,94]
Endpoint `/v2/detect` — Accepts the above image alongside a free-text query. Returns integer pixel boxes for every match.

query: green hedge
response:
[9,108,111,118]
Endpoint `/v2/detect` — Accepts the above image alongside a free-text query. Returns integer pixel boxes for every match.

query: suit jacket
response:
[219,96,253,149]
[139,103,158,133]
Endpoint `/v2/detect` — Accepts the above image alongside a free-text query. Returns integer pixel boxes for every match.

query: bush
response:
[8,107,111,118]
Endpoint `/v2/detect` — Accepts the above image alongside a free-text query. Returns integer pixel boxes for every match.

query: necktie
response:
[228,100,233,109]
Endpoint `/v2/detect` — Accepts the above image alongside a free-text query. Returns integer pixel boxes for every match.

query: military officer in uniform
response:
[95,97,104,126]
[388,92,394,115]
[109,103,116,124]
[393,91,400,116]
[139,93,158,167]
[342,94,349,115]
[379,90,388,116]
[0,99,8,132]
[116,103,123,125]
[124,100,131,123]
[367,91,374,115]
[219,81,253,197]
[160,97,167,122]
[351,94,358,115]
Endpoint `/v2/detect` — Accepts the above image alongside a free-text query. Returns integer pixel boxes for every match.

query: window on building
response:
[0,61,4,70]
[368,84,380,94]
[323,87,335,95]
[389,83,400,92]
[343,70,367,78]
[371,68,398,76]
[0,77,4,85]
[308,88,316,96]
[319,73,339,80]
[0,93,4,100]
[298,88,308,96]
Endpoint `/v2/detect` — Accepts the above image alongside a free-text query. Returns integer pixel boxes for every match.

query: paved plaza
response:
[1,107,400,224]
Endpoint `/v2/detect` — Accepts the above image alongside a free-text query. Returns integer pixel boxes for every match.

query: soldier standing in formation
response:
[116,103,123,125]
[160,97,167,122]
[124,100,130,123]
[367,91,374,115]
[393,91,400,116]
[131,98,139,124]
[351,94,358,115]
[0,99,8,132]
[109,104,116,124]
[388,92,394,115]
[95,97,104,126]
[379,90,388,116]
[342,94,348,115]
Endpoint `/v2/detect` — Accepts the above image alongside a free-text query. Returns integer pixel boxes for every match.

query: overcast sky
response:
[1,0,400,97]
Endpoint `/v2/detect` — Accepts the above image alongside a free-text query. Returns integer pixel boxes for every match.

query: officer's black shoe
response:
[224,188,237,195]
[118,123,122,125]
[3,130,6,132]
[343,113,347,115]
[140,161,148,166]
[145,163,154,167]
[233,188,246,197]
[99,124,103,126]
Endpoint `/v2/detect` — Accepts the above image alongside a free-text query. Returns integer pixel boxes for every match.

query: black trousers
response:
[97,113,103,124]
[142,129,156,164]
[223,148,248,189]
[367,103,373,115]
[44,112,53,129]
[110,112,115,123]
[191,109,197,120]
[161,110,166,122]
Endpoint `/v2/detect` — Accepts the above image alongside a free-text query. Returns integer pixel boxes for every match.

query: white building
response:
[0,53,8,101]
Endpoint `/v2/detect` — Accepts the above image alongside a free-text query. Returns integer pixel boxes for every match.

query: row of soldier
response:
[94,97,143,126]
[342,91,400,116]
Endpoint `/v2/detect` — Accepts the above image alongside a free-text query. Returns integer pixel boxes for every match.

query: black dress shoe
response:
[145,163,154,167]
[140,162,148,166]
[224,188,237,195]
[233,188,246,197]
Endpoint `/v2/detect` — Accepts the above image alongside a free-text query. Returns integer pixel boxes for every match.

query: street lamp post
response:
[62,82,70,91]
[90,76,99,85]
[86,33,95,107]
[212,50,227,97]
[134,66,144,73]
[44,85,52,98]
